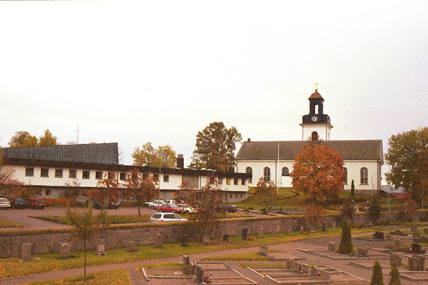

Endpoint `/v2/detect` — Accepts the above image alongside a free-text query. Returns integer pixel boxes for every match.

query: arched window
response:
[311,131,319,141]
[343,167,348,184]
[263,167,271,182]
[360,167,368,185]
[246,167,252,183]
[282,167,289,176]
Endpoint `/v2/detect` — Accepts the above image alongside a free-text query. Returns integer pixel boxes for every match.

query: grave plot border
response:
[194,262,257,284]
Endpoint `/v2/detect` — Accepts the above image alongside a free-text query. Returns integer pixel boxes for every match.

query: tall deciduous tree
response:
[132,142,176,167]
[254,177,278,209]
[8,131,38,147]
[386,127,428,203]
[190,122,242,172]
[124,169,159,216]
[290,142,346,201]
[85,173,121,208]
[38,129,57,146]
[177,177,224,242]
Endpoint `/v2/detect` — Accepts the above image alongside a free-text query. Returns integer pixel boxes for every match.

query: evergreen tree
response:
[338,220,353,254]
[389,261,401,285]
[370,261,384,285]
[368,195,382,224]
[350,179,355,200]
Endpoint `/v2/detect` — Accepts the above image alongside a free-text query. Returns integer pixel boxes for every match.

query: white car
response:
[150,212,188,223]
[145,200,166,209]
[178,204,197,214]
[0,198,11,209]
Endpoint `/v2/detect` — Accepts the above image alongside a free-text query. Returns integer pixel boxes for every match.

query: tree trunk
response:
[84,238,87,282]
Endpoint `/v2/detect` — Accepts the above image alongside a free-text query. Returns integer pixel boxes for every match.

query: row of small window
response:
[246,166,370,185]
[24,168,170,182]
[217,177,246,186]
[224,193,245,199]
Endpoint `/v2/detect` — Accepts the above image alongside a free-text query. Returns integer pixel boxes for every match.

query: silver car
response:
[0,198,11,209]
[150,212,187,223]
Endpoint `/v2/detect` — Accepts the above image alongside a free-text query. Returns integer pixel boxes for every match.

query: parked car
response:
[26,198,46,209]
[166,200,177,205]
[88,200,120,209]
[0,198,11,209]
[177,204,197,214]
[150,212,187,223]
[157,204,183,213]
[220,204,237,213]
[11,199,25,209]
[145,200,166,209]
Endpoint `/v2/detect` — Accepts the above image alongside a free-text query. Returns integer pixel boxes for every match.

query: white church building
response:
[236,87,383,193]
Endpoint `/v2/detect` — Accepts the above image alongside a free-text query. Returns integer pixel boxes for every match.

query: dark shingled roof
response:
[2,143,119,165]
[236,140,383,163]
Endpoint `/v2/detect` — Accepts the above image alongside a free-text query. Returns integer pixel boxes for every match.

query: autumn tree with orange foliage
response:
[85,173,121,208]
[290,142,346,202]
[124,169,159,216]
[254,177,278,209]
[0,151,23,197]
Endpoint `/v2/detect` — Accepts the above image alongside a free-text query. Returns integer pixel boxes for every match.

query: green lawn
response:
[0,218,22,228]
[235,188,307,210]
[29,269,130,285]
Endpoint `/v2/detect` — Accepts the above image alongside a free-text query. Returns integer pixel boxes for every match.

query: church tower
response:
[300,83,333,141]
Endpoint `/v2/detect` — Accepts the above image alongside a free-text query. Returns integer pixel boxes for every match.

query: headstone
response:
[203,235,210,245]
[328,242,335,252]
[310,266,318,277]
[332,222,336,231]
[96,239,106,255]
[196,266,204,283]
[302,264,310,274]
[322,223,326,232]
[21,243,31,262]
[319,270,330,280]
[409,255,425,271]
[242,228,248,240]
[394,239,403,249]
[390,253,402,266]
[259,245,268,256]
[127,241,137,252]
[300,226,304,234]
[357,247,368,257]
[223,234,229,242]
[374,231,385,240]
[258,228,264,238]
[155,233,163,248]
[287,225,293,234]
[411,226,418,232]
[412,243,422,254]
[182,255,190,265]
[181,235,188,247]
[60,243,71,259]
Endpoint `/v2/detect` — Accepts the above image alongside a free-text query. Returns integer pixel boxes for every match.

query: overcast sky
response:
[1,1,427,171]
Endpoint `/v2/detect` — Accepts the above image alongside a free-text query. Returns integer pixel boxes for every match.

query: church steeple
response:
[300,84,333,141]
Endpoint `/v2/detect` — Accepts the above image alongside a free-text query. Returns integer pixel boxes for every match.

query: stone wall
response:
[0,212,398,258]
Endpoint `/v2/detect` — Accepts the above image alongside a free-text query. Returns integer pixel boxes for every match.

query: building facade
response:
[236,87,383,193]
[2,143,251,202]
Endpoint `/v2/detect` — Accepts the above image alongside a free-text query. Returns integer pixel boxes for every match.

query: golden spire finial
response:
[315,82,318,91]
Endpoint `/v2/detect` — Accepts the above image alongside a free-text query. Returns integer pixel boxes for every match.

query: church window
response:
[311,132,319,141]
[263,167,271,182]
[343,167,348,184]
[246,167,252,183]
[282,167,289,176]
[360,167,368,185]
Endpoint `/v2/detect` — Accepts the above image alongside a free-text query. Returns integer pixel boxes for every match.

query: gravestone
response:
[357,247,368,257]
[127,241,137,252]
[242,228,248,240]
[287,225,293,234]
[258,228,264,238]
[272,226,277,237]
[21,243,31,262]
[182,255,190,265]
[332,222,336,231]
[412,243,422,254]
[300,226,304,234]
[409,255,425,271]
[322,223,326,232]
[328,242,335,252]
[181,235,188,247]
[259,245,268,256]
[196,266,204,283]
[223,234,229,243]
[394,239,403,249]
[203,235,210,245]
[60,243,71,259]
[155,233,163,248]
[319,270,330,280]
[374,231,385,240]
[390,253,402,266]
[310,266,318,277]
[96,239,106,255]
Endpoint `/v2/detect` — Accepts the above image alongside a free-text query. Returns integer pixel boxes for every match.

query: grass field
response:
[29,269,130,285]
[0,218,22,228]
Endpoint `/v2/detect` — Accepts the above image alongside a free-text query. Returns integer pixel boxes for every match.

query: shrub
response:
[338,220,353,254]
[389,261,401,285]
[370,261,384,285]
[368,195,382,224]
[44,198,79,207]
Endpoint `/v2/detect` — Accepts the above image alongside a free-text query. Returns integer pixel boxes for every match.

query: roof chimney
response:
[177,154,184,168]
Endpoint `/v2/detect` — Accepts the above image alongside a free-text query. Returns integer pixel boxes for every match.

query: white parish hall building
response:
[236,87,383,193]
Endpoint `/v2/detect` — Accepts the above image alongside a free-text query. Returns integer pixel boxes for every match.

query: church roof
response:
[236,140,383,163]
